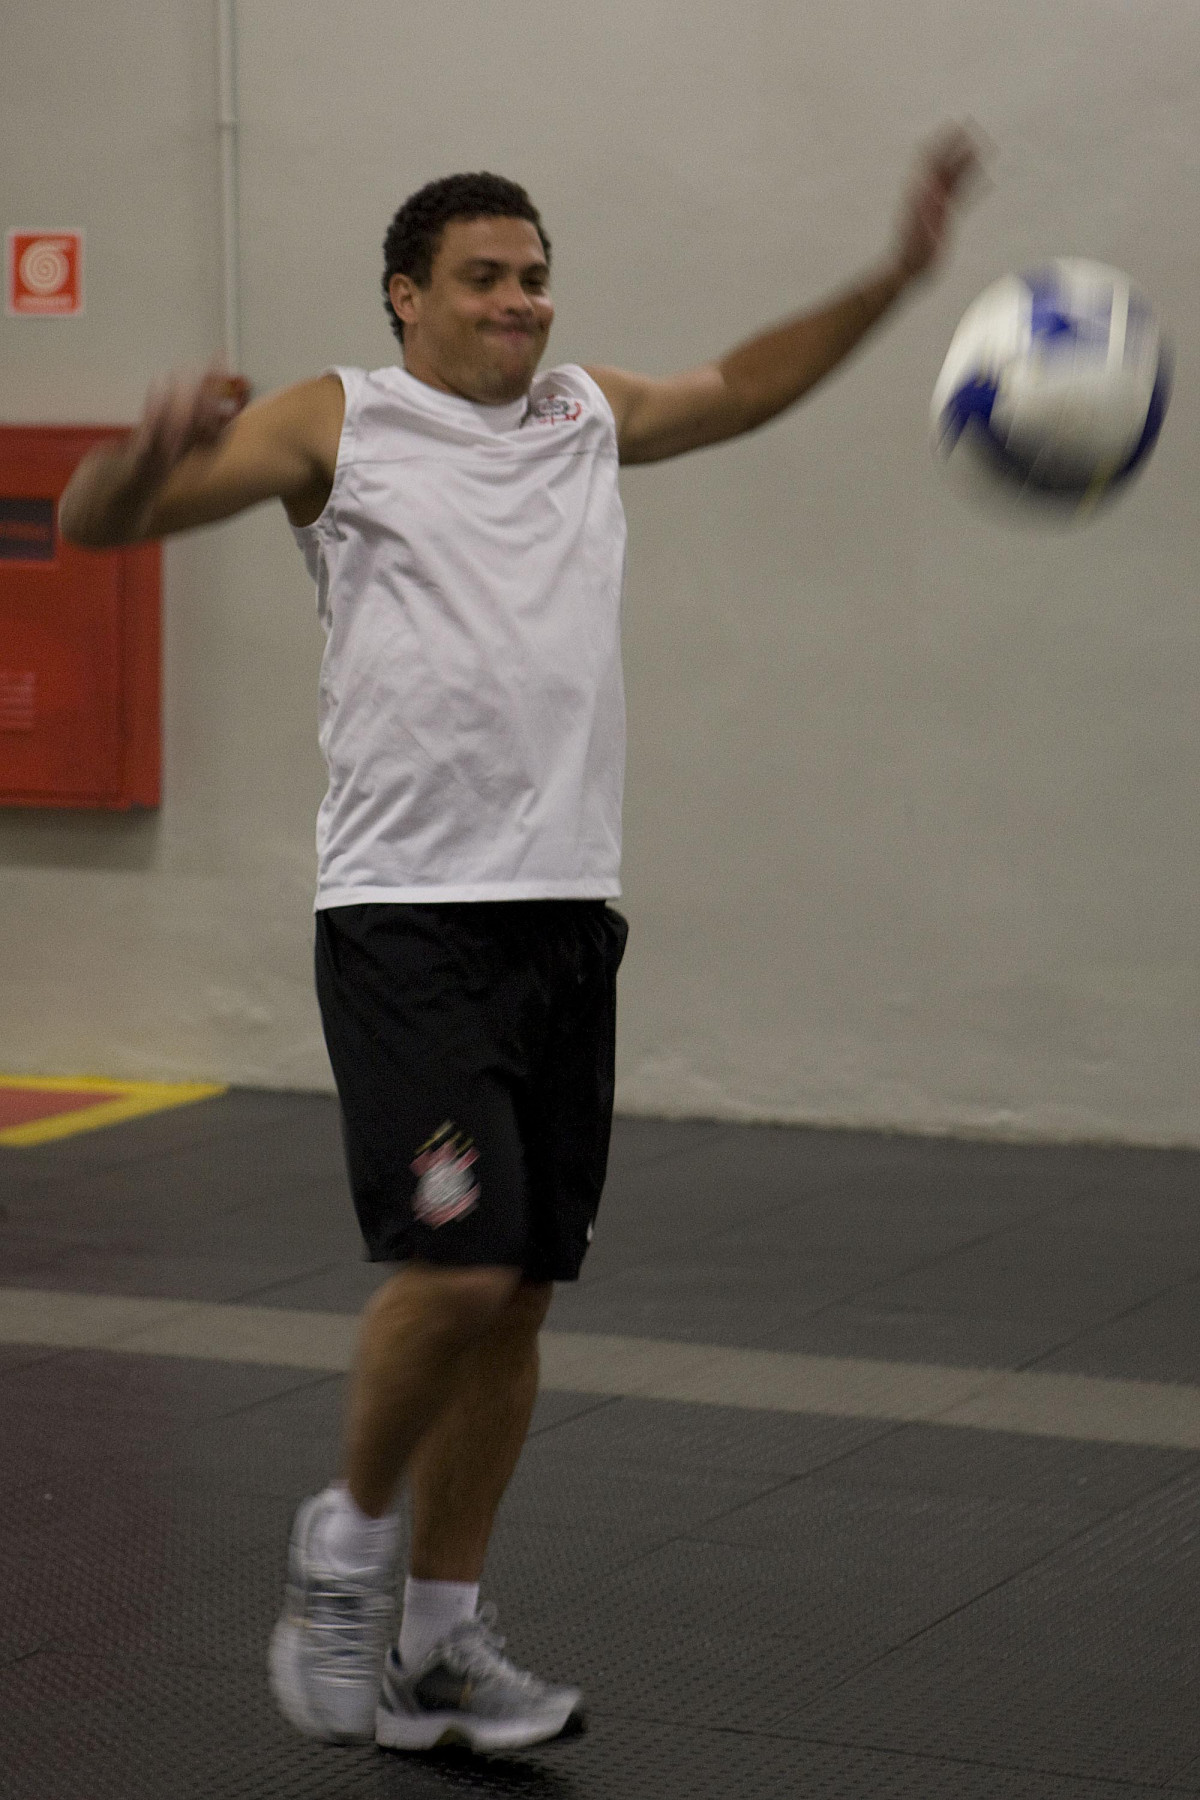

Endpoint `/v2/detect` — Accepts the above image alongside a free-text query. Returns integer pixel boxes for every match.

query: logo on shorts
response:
[524,394,582,426]
[411,1122,480,1228]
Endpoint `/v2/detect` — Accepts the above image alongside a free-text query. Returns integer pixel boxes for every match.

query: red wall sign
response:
[6,231,84,317]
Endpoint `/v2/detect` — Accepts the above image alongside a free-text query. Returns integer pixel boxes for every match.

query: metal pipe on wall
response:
[216,0,242,370]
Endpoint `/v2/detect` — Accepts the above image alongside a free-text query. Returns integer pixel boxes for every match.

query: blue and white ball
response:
[932,259,1171,517]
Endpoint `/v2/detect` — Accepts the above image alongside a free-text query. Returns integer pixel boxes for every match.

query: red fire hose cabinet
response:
[0,425,160,810]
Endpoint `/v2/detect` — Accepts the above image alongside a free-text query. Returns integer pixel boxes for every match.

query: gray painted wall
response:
[2,0,1197,1141]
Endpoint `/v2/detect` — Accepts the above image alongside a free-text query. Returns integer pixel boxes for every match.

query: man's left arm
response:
[588,126,983,466]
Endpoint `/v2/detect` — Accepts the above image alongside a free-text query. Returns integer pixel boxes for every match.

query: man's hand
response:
[60,362,252,547]
[129,363,252,484]
[891,124,988,284]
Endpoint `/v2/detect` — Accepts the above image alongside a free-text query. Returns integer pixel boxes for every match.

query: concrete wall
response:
[2,0,1197,1141]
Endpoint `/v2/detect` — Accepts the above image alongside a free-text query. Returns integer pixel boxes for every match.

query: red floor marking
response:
[0,1088,119,1128]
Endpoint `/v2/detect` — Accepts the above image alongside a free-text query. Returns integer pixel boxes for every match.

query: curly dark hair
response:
[381,172,552,345]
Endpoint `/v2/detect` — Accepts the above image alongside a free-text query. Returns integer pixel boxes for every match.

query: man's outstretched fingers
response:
[895,121,990,280]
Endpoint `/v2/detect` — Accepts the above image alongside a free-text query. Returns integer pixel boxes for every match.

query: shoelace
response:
[440,1606,544,1694]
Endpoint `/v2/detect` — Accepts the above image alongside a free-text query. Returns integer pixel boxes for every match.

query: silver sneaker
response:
[268,1490,396,1743]
[375,1606,585,1753]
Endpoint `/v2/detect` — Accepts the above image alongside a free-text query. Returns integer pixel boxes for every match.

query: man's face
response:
[389,216,554,404]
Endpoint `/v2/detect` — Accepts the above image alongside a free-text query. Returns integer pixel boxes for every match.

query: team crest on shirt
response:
[411,1122,481,1227]
[523,394,583,426]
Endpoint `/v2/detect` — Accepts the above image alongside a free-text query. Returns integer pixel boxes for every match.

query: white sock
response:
[399,1576,480,1670]
[315,1484,399,1577]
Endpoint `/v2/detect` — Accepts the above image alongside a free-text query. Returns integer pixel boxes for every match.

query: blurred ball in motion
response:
[931,259,1171,519]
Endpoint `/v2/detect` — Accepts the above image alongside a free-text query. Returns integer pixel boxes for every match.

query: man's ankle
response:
[398,1575,480,1668]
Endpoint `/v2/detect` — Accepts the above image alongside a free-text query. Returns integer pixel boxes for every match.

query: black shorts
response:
[315,900,628,1282]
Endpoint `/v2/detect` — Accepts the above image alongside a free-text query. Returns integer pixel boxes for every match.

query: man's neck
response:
[400,352,532,408]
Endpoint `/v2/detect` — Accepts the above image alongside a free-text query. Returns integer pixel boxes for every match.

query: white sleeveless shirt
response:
[293,363,627,907]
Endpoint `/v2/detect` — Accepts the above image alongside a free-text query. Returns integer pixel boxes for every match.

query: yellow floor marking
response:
[0,1076,227,1148]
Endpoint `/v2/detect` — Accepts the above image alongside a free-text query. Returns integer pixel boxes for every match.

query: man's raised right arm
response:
[59,368,344,547]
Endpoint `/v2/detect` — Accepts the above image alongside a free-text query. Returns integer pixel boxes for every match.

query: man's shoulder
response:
[532,363,599,398]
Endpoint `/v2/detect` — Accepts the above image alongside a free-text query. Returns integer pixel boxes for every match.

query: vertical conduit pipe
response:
[216,0,242,370]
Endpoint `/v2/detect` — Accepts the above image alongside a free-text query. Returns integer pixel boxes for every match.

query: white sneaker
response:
[375,1606,585,1753]
[268,1490,396,1742]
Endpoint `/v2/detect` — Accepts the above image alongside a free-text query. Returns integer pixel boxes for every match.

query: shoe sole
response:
[375,1698,586,1754]
[269,1618,377,1744]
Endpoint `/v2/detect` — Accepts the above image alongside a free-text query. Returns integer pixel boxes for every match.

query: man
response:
[61,131,979,1755]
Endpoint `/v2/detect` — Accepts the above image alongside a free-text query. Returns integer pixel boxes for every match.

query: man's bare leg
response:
[406,1278,553,1581]
[270,1263,575,1746]
[364,1275,582,1750]
[342,1262,525,1519]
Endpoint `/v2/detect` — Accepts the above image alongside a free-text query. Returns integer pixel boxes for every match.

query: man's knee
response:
[372,1262,524,1347]
[492,1278,554,1343]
